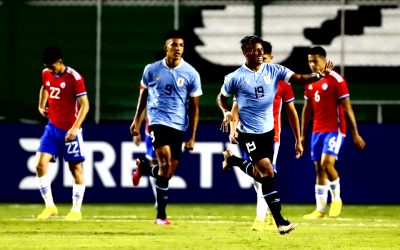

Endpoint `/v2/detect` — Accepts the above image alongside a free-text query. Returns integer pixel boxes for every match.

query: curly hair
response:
[240,35,263,51]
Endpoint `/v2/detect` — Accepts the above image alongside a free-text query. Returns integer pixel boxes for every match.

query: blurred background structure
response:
[1,0,399,123]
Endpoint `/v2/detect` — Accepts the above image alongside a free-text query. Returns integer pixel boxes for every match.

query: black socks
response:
[155,176,169,219]
[227,155,254,178]
[260,176,285,225]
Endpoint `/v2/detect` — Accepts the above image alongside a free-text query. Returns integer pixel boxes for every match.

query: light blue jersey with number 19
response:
[221,63,293,134]
[141,58,202,132]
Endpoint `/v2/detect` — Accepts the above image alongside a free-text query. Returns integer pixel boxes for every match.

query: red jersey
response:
[304,71,348,134]
[273,81,295,143]
[42,66,87,131]
[338,104,347,134]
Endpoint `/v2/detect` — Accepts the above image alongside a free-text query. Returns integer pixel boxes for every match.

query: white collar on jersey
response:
[162,57,185,70]
[242,62,265,73]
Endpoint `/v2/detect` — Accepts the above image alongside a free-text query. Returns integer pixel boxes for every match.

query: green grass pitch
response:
[0,203,399,249]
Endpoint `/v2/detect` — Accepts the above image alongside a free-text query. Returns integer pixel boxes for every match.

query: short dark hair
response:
[164,29,185,41]
[309,46,326,57]
[240,35,263,51]
[262,40,272,54]
[42,46,62,65]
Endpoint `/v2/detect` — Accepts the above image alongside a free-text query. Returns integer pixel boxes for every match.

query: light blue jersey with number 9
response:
[141,58,202,132]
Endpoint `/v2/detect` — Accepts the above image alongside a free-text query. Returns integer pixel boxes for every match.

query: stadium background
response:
[0,0,399,204]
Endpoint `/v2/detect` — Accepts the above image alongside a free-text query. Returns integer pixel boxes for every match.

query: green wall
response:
[0,4,399,123]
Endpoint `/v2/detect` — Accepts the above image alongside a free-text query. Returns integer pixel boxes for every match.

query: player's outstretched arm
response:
[289,59,334,85]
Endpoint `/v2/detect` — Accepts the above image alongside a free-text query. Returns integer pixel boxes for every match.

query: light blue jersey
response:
[141,58,202,132]
[221,63,293,133]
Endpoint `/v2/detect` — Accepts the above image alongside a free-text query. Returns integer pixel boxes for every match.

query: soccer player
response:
[228,40,304,231]
[217,35,331,235]
[130,30,202,225]
[301,46,366,219]
[36,46,89,221]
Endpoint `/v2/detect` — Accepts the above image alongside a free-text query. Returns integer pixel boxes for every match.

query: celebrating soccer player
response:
[227,40,303,231]
[217,35,330,235]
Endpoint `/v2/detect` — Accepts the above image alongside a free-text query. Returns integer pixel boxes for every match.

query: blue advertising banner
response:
[0,122,398,204]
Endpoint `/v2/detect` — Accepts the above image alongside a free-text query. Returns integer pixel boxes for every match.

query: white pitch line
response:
[90,215,253,219]
[9,218,251,224]
[8,216,400,227]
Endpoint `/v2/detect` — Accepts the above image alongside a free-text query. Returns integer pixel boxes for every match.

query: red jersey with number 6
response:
[41,66,87,131]
[304,71,348,134]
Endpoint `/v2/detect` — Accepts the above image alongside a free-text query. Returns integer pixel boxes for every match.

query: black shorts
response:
[237,129,274,163]
[149,124,184,160]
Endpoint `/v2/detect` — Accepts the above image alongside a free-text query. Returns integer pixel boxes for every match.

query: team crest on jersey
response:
[308,85,313,90]
[60,82,66,89]
[45,81,50,86]
[263,75,271,84]
[177,77,185,87]
[322,83,328,90]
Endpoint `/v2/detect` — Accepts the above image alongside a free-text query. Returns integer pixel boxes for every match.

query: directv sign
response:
[1,123,259,203]
[1,123,399,204]
[17,139,253,192]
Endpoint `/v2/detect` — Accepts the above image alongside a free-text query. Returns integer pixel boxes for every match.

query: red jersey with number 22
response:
[304,71,348,134]
[42,66,87,131]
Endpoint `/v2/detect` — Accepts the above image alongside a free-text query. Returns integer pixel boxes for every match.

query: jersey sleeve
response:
[337,78,349,100]
[74,77,87,97]
[281,65,294,83]
[140,64,151,89]
[270,63,294,83]
[279,81,295,103]
[329,71,349,100]
[68,68,86,97]
[220,74,234,97]
[304,84,312,100]
[189,70,203,97]
[41,69,49,86]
